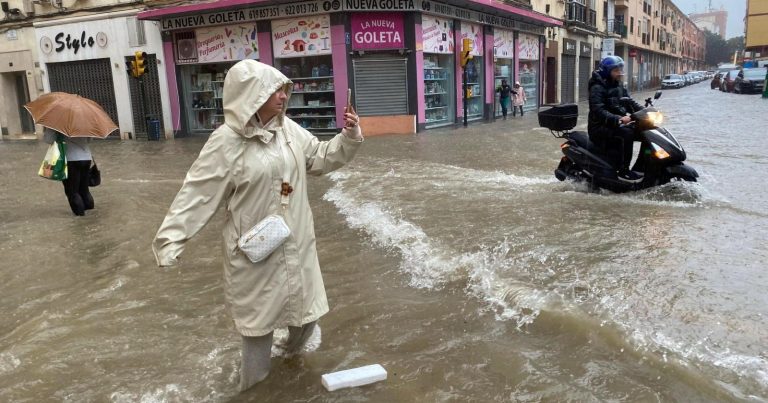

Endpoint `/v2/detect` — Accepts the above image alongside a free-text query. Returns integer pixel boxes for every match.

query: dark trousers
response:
[512,105,524,116]
[499,97,510,118]
[589,127,638,170]
[62,160,94,216]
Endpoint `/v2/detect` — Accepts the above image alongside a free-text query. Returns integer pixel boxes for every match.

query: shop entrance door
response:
[578,55,591,101]
[47,58,119,137]
[352,56,408,116]
[561,54,576,103]
[15,73,34,133]
[546,57,557,104]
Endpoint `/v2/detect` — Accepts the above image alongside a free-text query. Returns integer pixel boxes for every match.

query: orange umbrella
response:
[24,92,118,138]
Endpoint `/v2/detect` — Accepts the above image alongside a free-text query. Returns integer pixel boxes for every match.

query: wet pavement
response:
[1,83,767,402]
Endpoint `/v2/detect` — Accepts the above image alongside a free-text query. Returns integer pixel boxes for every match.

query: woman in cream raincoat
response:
[152,60,362,391]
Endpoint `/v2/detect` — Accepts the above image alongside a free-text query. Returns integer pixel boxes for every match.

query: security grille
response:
[47,58,119,137]
[126,53,165,138]
[579,55,592,101]
[561,54,577,103]
[352,57,408,116]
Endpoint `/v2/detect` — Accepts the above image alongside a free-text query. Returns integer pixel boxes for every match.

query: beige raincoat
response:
[152,60,362,337]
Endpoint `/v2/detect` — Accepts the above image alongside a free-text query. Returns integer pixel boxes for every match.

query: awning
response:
[138,0,562,30]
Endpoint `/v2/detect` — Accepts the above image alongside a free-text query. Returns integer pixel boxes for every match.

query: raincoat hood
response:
[224,60,293,138]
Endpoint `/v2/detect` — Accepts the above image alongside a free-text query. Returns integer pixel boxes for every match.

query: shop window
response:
[274,55,337,134]
[180,63,233,133]
[423,54,455,128]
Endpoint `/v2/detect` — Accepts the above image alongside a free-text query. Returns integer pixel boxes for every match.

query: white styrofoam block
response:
[321,364,387,391]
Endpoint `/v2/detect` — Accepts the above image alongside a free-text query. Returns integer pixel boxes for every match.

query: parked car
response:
[711,72,724,89]
[684,73,694,85]
[719,70,741,92]
[734,68,767,94]
[662,74,686,89]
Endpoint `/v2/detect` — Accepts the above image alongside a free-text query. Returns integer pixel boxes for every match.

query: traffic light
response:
[134,51,147,77]
[126,59,137,78]
[461,38,473,67]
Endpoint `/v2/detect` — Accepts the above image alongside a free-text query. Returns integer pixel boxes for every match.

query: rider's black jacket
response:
[587,71,644,134]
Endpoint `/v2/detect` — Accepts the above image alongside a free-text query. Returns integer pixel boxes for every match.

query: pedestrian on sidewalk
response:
[43,128,94,216]
[152,60,363,392]
[496,79,513,120]
[512,81,526,117]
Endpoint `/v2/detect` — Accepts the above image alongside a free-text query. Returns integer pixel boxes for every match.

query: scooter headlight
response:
[650,142,670,159]
[646,111,664,126]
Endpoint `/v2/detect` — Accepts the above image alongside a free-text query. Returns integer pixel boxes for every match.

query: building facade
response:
[529,0,706,103]
[137,0,561,136]
[0,0,174,140]
[745,0,768,63]
[690,7,727,39]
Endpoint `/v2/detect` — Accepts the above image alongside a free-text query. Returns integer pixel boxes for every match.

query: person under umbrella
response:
[26,92,118,216]
[43,129,93,216]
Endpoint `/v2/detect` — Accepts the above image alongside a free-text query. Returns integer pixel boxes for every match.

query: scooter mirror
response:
[654,90,662,99]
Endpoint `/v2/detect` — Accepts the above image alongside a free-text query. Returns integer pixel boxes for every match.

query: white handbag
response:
[238,129,297,263]
[238,214,291,263]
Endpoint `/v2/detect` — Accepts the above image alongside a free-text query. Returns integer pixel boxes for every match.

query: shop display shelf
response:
[494,76,509,79]
[424,67,445,70]
[425,92,448,95]
[424,78,447,81]
[425,106,448,110]
[467,95,483,98]
[192,108,218,110]
[191,90,214,93]
[289,76,334,80]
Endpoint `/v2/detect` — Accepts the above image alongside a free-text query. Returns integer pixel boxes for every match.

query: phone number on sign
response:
[284,3,319,15]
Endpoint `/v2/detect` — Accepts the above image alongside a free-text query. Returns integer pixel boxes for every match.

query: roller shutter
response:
[352,57,408,116]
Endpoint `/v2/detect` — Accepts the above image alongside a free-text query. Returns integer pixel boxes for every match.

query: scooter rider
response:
[588,56,645,182]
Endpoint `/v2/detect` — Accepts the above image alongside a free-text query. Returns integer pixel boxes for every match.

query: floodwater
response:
[1,83,767,402]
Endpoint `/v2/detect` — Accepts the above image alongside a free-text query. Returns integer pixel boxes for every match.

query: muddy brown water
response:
[1,84,766,402]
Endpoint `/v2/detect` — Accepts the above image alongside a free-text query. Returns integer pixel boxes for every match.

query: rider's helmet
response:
[598,56,625,79]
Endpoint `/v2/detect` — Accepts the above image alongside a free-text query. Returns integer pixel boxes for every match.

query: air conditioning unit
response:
[177,38,197,60]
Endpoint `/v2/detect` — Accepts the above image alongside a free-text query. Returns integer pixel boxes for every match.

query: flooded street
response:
[1,83,767,401]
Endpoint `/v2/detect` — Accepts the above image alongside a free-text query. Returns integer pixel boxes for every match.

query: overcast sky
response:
[672,0,746,38]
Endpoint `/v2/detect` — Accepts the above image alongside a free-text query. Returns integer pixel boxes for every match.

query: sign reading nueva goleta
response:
[160,0,545,35]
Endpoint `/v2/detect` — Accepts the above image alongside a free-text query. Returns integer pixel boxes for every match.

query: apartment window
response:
[630,17,634,34]
[603,0,607,20]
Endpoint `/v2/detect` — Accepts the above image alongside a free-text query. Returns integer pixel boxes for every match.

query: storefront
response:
[349,12,411,132]
[517,33,541,112]
[271,14,340,135]
[459,22,484,122]
[140,1,559,135]
[34,11,172,139]
[560,38,577,104]
[173,23,259,134]
[422,15,456,129]
[493,28,515,118]
[578,41,592,101]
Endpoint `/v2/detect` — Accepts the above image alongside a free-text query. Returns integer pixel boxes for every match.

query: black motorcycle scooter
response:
[538,91,698,192]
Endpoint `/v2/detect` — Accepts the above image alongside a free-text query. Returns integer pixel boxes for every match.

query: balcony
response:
[565,1,598,32]
[606,19,628,38]
[615,0,629,9]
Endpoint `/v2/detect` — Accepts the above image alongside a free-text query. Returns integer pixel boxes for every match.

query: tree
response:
[705,31,730,66]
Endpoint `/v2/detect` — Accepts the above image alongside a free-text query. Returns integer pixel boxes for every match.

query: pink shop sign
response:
[351,12,404,50]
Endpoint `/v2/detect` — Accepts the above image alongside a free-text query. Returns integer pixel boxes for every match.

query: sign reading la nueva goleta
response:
[351,12,404,50]
[159,0,545,35]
